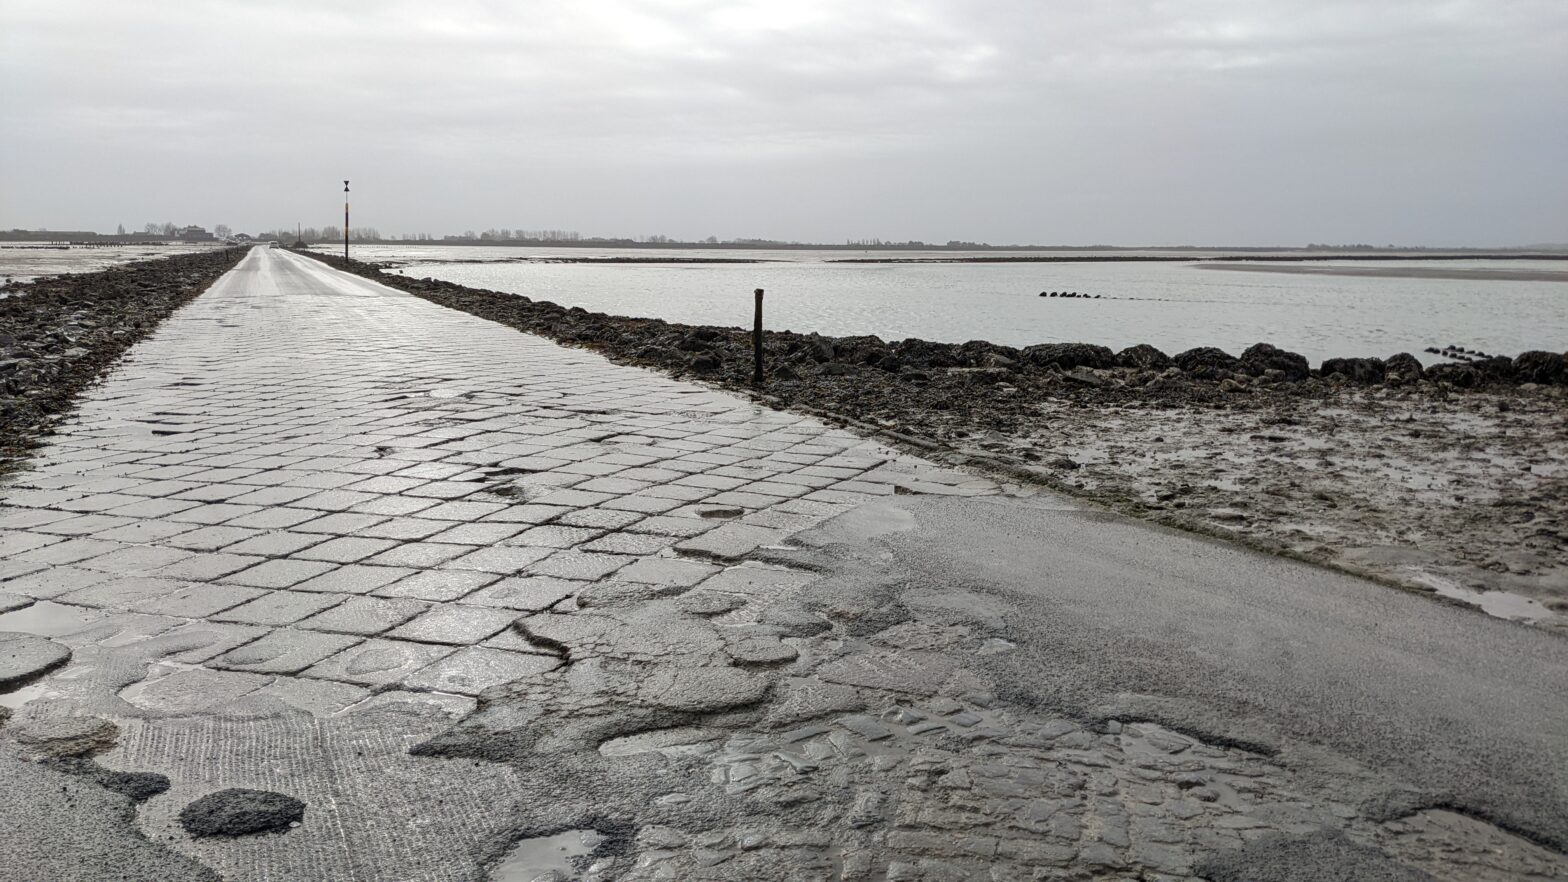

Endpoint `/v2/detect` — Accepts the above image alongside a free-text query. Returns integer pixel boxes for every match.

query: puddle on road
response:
[489,828,603,882]
[0,682,51,710]
[1408,571,1554,623]
[0,601,104,637]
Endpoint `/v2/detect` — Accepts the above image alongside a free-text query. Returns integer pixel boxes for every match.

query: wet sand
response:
[1200,263,1568,282]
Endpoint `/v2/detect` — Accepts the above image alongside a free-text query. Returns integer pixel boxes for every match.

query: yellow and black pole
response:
[343,180,350,261]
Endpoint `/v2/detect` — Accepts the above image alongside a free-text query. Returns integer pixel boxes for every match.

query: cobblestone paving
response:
[1,249,986,711]
[2,249,1563,882]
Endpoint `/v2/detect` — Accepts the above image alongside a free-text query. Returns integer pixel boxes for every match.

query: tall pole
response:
[343,180,350,261]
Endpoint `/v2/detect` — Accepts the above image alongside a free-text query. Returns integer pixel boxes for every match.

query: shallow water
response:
[0,242,223,288]
[489,828,602,881]
[333,246,1568,363]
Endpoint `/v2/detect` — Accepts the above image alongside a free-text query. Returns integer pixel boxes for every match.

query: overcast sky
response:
[3,0,1564,246]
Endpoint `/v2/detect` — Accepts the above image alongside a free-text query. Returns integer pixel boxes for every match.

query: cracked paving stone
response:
[290,564,416,595]
[303,638,456,686]
[58,576,188,610]
[212,628,363,675]
[0,631,72,690]
[0,593,33,614]
[253,677,369,716]
[523,550,634,581]
[120,666,273,714]
[460,576,583,611]
[213,590,345,626]
[442,545,554,574]
[0,566,115,600]
[222,558,340,589]
[295,596,429,635]
[7,716,119,758]
[387,605,520,645]
[129,583,266,618]
[614,557,721,587]
[402,647,562,695]
[373,569,498,602]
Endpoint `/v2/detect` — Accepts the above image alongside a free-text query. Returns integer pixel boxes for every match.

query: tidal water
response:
[331,245,1556,363]
[0,242,220,288]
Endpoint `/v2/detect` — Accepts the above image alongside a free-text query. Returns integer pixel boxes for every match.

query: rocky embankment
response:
[306,253,1568,627]
[0,247,248,474]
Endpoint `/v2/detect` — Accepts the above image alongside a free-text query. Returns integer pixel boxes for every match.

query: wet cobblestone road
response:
[1,248,1563,881]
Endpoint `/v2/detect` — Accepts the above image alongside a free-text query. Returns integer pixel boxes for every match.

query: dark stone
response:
[1114,344,1171,370]
[1172,347,1239,373]
[1513,350,1566,385]
[1321,357,1386,384]
[892,338,960,369]
[689,353,721,372]
[1471,355,1515,381]
[1020,342,1116,370]
[1425,363,1480,388]
[179,788,305,837]
[1239,343,1310,381]
[1383,352,1424,383]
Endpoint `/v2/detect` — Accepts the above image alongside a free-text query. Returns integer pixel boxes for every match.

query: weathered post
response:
[343,180,350,262]
[753,288,765,386]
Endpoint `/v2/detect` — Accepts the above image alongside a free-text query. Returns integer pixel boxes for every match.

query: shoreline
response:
[1200,262,1568,282]
[0,248,249,473]
[301,251,1568,631]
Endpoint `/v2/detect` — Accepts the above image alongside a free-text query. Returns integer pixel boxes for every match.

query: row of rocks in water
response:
[316,256,1568,396]
[0,247,249,472]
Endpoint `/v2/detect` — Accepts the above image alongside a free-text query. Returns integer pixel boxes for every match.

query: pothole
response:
[489,828,604,881]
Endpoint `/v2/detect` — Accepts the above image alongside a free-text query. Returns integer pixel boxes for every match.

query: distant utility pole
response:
[343,180,350,261]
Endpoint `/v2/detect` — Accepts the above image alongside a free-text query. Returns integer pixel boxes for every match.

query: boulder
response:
[1383,353,1424,384]
[1513,350,1566,385]
[1115,344,1172,370]
[1425,362,1480,388]
[1239,343,1310,381]
[892,338,960,369]
[800,335,835,362]
[1020,343,1116,370]
[1172,347,1239,373]
[1471,355,1515,381]
[1321,357,1386,384]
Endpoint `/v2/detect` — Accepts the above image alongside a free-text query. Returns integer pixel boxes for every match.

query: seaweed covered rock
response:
[1383,353,1424,385]
[1513,350,1566,385]
[1173,347,1239,374]
[1472,355,1515,381]
[1321,357,1386,384]
[1020,343,1116,370]
[1115,344,1172,370]
[892,338,961,369]
[1239,343,1310,381]
[1426,362,1480,388]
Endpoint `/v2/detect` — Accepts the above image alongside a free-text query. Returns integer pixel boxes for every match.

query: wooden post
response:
[753,288,765,386]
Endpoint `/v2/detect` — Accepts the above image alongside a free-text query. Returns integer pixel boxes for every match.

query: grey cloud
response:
[2,0,1564,244]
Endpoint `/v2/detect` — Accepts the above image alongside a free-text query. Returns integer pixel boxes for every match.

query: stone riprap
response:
[0,248,1562,882]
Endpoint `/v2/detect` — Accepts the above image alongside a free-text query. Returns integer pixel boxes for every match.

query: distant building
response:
[176,225,215,241]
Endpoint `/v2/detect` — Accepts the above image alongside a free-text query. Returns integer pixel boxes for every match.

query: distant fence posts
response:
[753,288,765,386]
